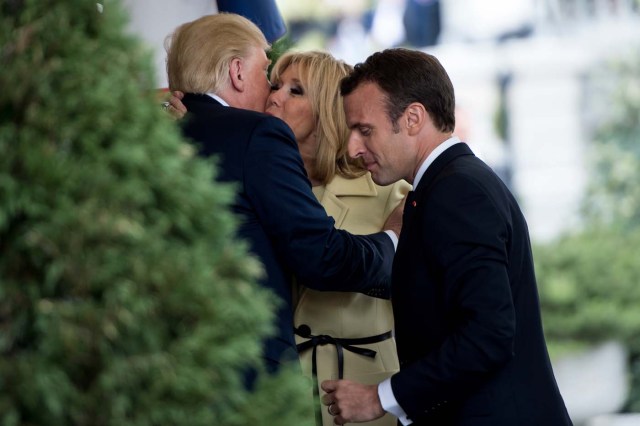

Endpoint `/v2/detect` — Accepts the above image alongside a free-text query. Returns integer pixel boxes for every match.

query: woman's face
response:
[265,64,315,145]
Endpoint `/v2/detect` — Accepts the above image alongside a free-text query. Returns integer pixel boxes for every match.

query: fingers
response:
[333,415,347,425]
[327,402,347,426]
[320,380,337,409]
[322,381,339,421]
[321,379,338,393]
[322,380,385,424]
[327,402,339,416]
[168,97,187,114]
[322,380,345,424]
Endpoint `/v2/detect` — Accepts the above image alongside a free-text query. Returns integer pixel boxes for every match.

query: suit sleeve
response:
[242,116,393,296]
[391,173,516,416]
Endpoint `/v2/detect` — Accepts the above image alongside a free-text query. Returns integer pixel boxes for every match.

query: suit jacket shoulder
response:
[180,93,395,295]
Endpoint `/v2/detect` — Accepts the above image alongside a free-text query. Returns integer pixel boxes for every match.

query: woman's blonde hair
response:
[166,13,269,93]
[270,51,366,185]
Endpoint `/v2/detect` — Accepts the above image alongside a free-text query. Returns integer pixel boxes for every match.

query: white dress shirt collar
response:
[413,136,461,188]
[205,93,229,107]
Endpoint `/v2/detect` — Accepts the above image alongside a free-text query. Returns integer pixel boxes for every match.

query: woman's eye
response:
[270,83,280,91]
[290,86,304,96]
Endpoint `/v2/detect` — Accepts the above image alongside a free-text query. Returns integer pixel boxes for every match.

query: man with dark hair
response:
[321,48,572,426]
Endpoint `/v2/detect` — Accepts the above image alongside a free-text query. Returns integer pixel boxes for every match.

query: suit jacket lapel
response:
[320,193,348,228]
[401,143,474,233]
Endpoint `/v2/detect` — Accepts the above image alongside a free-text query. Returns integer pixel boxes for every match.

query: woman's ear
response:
[405,102,426,136]
[229,57,244,92]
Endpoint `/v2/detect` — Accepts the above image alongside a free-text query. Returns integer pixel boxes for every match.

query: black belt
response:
[294,324,392,426]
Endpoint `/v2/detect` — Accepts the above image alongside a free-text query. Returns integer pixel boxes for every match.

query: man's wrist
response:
[378,378,412,425]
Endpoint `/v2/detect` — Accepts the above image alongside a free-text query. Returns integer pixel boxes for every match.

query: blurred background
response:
[123,1,640,424]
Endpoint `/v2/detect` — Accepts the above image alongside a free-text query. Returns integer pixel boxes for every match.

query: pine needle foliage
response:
[0,0,313,424]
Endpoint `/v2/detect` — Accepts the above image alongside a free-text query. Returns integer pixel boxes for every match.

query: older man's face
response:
[242,45,272,112]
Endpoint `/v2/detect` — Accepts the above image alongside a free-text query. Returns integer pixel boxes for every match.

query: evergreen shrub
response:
[0,1,312,424]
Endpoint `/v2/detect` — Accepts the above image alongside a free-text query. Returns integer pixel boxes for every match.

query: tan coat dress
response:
[294,173,411,426]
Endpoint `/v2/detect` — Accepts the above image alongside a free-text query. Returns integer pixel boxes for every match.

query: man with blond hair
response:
[165,13,401,384]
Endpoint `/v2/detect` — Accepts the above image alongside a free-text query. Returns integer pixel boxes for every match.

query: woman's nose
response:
[267,90,281,107]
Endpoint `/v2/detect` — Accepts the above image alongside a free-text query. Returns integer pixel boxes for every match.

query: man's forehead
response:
[351,82,385,101]
[344,104,373,129]
[246,45,269,62]
[346,84,384,112]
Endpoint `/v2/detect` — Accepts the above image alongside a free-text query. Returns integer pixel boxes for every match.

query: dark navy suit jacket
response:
[179,93,394,374]
[390,143,572,425]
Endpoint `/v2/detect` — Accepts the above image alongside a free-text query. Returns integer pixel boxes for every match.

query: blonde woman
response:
[266,51,411,426]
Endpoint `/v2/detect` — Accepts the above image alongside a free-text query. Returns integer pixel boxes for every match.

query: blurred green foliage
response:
[535,46,640,412]
[268,34,295,76]
[0,0,312,424]
[536,227,640,352]
[582,47,640,230]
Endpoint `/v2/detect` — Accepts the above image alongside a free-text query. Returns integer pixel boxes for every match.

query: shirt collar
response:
[413,136,461,188]
[205,93,229,107]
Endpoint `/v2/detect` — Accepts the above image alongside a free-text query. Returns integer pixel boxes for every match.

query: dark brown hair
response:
[340,48,455,133]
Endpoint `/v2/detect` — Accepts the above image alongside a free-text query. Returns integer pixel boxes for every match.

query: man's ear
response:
[405,102,426,136]
[229,57,244,92]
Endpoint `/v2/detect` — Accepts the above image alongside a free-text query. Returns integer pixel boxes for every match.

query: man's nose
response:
[347,132,364,159]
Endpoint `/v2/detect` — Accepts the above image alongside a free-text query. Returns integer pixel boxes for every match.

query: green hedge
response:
[0,1,312,424]
[535,228,640,411]
[536,228,640,353]
[535,45,640,412]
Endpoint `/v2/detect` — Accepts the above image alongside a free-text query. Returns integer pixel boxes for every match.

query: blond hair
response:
[270,51,366,185]
[166,13,269,93]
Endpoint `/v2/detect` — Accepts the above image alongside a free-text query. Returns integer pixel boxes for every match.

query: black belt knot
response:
[294,324,392,426]
[313,334,335,346]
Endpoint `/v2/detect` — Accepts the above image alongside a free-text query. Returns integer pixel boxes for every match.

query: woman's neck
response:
[301,155,322,187]
[298,136,322,187]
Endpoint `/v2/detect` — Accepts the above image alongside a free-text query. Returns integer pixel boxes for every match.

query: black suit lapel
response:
[400,143,474,237]
[402,190,417,225]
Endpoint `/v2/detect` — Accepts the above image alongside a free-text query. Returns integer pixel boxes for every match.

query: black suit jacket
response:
[391,143,571,425]
[179,94,393,373]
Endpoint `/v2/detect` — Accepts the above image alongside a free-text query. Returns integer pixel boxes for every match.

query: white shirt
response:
[378,135,461,425]
[205,92,229,106]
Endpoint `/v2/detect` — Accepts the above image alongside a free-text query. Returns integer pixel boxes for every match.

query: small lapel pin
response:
[412,200,417,207]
